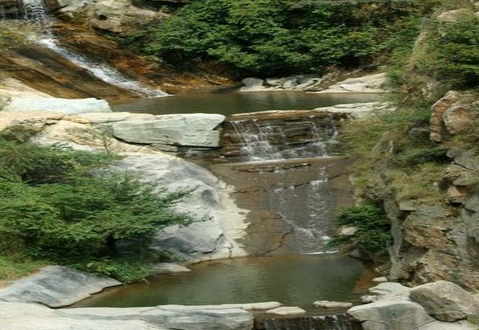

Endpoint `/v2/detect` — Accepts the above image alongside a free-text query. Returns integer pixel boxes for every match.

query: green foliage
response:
[434,13,479,89]
[0,128,193,282]
[121,0,438,76]
[328,204,391,261]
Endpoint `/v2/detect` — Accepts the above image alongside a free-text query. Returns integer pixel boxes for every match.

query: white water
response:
[20,0,167,98]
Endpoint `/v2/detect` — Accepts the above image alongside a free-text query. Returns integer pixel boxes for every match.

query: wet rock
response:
[0,266,121,307]
[410,280,479,322]
[3,97,111,114]
[240,77,266,91]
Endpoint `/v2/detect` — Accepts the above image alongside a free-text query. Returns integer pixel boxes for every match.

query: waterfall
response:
[259,314,363,330]
[228,113,337,162]
[19,0,167,98]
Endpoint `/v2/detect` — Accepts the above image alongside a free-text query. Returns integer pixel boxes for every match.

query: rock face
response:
[0,266,121,308]
[409,281,479,322]
[2,97,111,114]
[316,73,387,93]
[87,0,163,34]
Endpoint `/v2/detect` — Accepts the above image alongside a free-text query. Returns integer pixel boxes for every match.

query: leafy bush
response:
[121,0,437,76]
[434,13,479,89]
[0,128,193,282]
[327,204,391,262]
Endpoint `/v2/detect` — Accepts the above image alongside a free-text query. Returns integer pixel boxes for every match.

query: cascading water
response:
[224,112,345,254]
[259,314,363,330]
[18,0,167,98]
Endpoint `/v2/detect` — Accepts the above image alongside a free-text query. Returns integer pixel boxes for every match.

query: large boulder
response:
[409,281,479,322]
[348,300,434,330]
[0,266,121,308]
[2,97,111,114]
[316,73,387,93]
[88,0,163,34]
[114,153,248,262]
[110,113,225,147]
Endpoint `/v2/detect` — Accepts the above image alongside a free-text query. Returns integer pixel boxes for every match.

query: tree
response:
[0,126,193,282]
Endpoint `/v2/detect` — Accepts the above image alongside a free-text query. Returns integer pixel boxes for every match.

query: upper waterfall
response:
[18,0,167,98]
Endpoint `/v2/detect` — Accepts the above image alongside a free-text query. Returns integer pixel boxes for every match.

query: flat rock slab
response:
[266,306,306,316]
[3,97,111,114]
[313,300,353,308]
[0,266,121,307]
[151,263,191,275]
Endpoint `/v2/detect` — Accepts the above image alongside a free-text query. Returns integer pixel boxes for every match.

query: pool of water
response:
[113,91,385,116]
[74,254,373,309]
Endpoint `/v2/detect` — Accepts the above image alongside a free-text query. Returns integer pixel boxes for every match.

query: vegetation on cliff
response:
[0,126,192,282]
[120,0,438,76]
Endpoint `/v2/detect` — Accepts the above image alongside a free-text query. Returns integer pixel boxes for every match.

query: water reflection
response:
[74,254,372,308]
[113,91,384,116]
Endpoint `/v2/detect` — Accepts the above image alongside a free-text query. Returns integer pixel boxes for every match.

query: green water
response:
[74,254,372,308]
[113,91,384,115]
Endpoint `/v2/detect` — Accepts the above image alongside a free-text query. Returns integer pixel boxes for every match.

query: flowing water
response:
[19,0,166,98]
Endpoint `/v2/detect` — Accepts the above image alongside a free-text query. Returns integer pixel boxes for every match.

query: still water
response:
[114,91,384,115]
[75,254,372,308]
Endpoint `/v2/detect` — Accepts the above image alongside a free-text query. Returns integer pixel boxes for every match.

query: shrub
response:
[0,129,193,282]
[327,204,391,262]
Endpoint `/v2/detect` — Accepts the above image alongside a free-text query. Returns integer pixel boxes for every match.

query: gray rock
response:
[266,306,306,315]
[115,153,248,262]
[314,102,395,119]
[313,300,353,308]
[61,305,254,330]
[3,97,111,114]
[0,301,253,330]
[110,114,225,147]
[0,266,121,307]
[241,77,264,88]
[348,300,434,330]
[418,320,477,330]
[151,263,191,275]
[410,280,479,322]
[316,73,387,93]
[368,282,412,298]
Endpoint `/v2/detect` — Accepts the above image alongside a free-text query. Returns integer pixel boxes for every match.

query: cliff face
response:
[357,3,479,290]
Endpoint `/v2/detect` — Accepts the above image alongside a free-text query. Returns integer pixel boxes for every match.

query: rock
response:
[437,9,471,22]
[419,320,477,329]
[151,263,191,274]
[240,77,265,91]
[361,295,378,304]
[114,153,248,262]
[77,112,155,124]
[409,280,479,322]
[61,305,254,330]
[0,301,254,330]
[266,306,307,316]
[316,73,387,93]
[3,97,111,114]
[314,102,395,119]
[368,282,412,299]
[443,103,475,135]
[88,0,162,34]
[110,114,225,147]
[348,300,434,330]
[0,266,121,307]
[372,277,388,283]
[313,300,353,308]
